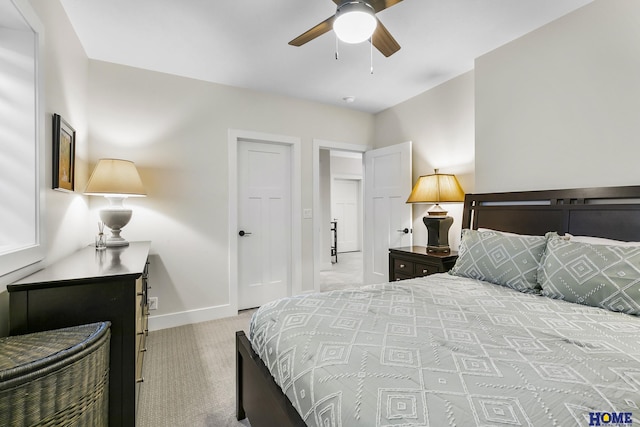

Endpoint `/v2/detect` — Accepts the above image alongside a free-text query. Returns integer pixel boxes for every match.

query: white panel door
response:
[363,142,412,284]
[332,178,361,253]
[238,140,291,309]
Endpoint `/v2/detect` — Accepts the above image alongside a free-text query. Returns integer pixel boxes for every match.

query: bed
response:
[236,185,640,427]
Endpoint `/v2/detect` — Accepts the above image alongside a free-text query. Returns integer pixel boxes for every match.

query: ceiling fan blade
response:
[371,18,401,57]
[289,15,336,46]
[332,0,403,13]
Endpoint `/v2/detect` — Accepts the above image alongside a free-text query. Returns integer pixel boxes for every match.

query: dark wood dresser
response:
[389,246,458,281]
[8,241,151,427]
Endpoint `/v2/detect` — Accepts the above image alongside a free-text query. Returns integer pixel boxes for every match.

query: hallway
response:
[319,251,364,292]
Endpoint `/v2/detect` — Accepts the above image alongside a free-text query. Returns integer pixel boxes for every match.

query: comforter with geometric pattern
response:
[250,273,640,426]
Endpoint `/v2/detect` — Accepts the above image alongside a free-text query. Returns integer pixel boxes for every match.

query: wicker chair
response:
[0,322,111,427]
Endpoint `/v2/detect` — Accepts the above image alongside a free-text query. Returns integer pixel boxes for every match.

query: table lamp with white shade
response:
[84,159,146,247]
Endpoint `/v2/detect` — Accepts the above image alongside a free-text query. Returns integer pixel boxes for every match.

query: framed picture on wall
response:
[52,113,76,191]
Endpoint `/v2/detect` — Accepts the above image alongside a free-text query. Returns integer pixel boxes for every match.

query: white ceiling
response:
[59,0,593,114]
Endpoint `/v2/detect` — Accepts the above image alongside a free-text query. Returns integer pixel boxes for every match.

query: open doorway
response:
[313,139,412,293]
[318,149,364,292]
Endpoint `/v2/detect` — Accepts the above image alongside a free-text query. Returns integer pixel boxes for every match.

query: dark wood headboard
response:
[462,185,640,241]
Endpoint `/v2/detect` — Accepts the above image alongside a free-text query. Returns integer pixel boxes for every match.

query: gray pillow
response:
[449,229,550,293]
[538,235,640,315]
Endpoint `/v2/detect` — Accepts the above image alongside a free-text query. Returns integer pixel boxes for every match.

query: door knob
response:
[397,228,410,234]
[238,230,252,237]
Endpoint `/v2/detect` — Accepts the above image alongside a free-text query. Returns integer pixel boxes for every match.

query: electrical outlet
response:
[148,297,158,310]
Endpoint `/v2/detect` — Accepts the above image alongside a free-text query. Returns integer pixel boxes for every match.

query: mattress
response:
[249,273,640,426]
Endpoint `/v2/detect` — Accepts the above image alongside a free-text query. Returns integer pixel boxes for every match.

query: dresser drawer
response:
[393,258,414,275]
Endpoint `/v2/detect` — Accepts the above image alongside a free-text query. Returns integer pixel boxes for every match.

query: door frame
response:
[312,139,371,293]
[229,129,302,314]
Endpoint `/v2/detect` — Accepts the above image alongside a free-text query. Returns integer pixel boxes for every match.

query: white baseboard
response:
[148,304,237,331]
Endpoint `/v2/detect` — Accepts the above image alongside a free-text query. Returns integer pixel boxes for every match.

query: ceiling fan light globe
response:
[333,2,377,44]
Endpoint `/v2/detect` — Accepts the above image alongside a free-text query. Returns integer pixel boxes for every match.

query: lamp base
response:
[99,207,132,247]
[423,215,454,253]
[106,235,130,247]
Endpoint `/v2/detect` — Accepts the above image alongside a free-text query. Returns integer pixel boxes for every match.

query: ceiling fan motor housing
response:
[337,0,374,10]
[334,1,377,44]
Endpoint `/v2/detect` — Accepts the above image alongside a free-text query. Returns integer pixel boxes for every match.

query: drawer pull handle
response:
[137,292,144,296]
[396,228,410,234]
[136,377,144,383]
[399,264,405,268]
[422,269,428,274]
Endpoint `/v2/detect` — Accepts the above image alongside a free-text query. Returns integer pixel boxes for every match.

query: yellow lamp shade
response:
[406,172,464,204]
[406,170,465,253]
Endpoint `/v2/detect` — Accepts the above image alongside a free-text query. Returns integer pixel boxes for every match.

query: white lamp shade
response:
[85,159,145,247]
[85,159,146,197]
[333,1,377,44]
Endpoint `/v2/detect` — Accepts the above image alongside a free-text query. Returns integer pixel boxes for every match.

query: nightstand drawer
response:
[389,247,458,282]
[415,263,439,277]
[393,259,414,274]
[393,273,414,281]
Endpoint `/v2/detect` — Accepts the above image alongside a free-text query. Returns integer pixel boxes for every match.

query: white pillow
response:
[565,233,640,247]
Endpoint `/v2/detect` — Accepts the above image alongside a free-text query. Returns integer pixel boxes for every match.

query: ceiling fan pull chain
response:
[370,37,374,74]
[335,34,339,60]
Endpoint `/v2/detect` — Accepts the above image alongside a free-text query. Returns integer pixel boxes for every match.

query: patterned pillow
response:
[538,235,640,315]
[449,229,551,293]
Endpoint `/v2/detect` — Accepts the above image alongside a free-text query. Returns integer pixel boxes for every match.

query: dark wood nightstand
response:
[389,246,458,281]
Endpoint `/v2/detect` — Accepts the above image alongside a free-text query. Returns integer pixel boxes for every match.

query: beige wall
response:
[330,155,363,177]
[87,60,375,329]
[374,71,475,250]
[38,0,92,261]
[475,0,640,192]
[7,0,636,334]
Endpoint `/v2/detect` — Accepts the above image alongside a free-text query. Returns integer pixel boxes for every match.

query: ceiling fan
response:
[289,0,403,57]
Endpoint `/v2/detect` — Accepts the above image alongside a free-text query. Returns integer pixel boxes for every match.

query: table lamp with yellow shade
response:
[406,169,465,253]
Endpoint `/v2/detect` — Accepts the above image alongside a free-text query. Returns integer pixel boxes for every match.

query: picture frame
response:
[52,113,76,191]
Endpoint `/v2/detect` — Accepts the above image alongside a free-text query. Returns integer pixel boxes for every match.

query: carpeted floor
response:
[136,310,255,427]
[319,251,364,291]
[137,254,363,426]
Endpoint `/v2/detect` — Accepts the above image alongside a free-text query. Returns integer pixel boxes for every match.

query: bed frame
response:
[236,184,640,427]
